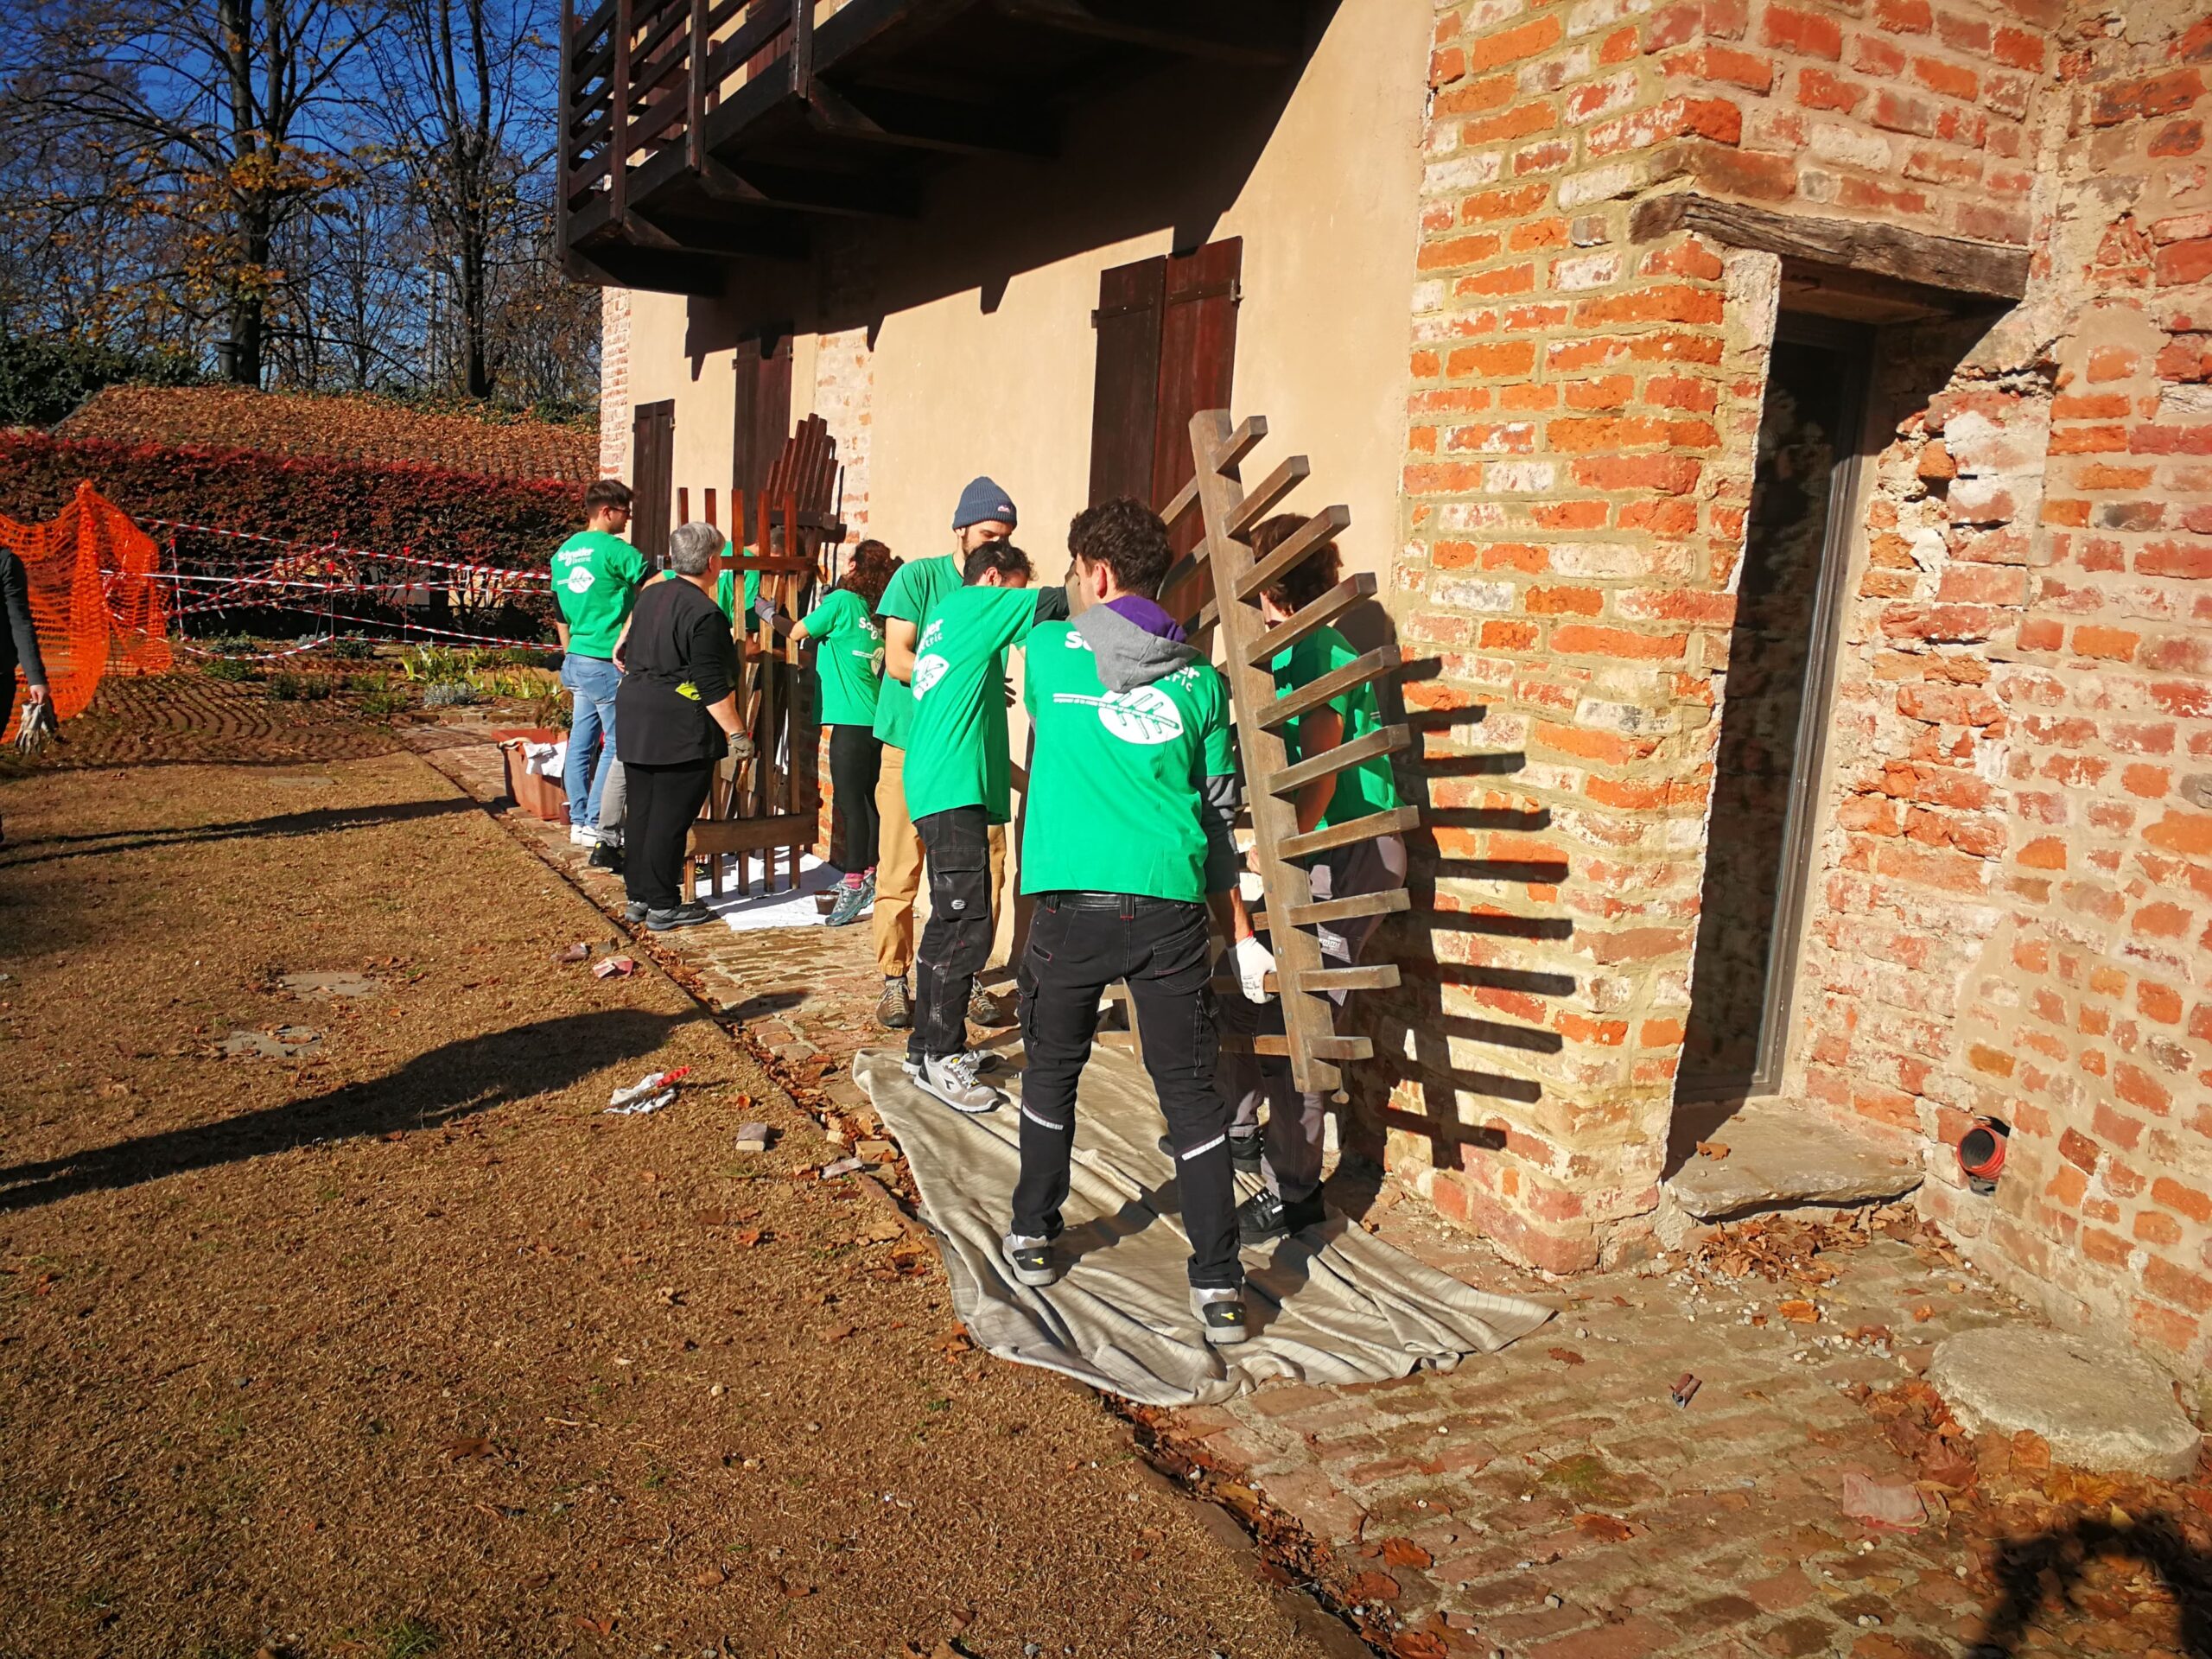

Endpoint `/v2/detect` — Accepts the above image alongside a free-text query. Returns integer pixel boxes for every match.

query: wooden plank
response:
[1256,645,1401,731]
[689,812,815,855]
[1278,804,1423,862]
[610,0,633,224]
[1233,504,1348,604]
[1281,887,1410,930]
[1627,191,2029,302]
[1264,722,1409,797]
[1224,454,1309,537]
[1187,406,1338,1096]
[687,0,708,169]
[1249,569,1375,658]
[1280,964,1401,996]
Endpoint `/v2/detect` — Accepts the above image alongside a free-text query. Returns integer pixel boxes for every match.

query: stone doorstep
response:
[1656,1097,1924,1245]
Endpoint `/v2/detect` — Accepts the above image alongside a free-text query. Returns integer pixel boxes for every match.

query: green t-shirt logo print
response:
[911,653,949,696]
[1097,686,1185,745]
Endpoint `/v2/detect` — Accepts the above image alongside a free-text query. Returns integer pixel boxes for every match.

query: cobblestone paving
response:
[418,722,2209,1659]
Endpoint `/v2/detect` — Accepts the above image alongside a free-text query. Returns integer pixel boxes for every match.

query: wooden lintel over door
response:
[1087,236,1243,553]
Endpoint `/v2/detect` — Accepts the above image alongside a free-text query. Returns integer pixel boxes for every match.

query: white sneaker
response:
[916,1052,1002,1115]
[1191,1285,1251,1346]
[569,824,595,845]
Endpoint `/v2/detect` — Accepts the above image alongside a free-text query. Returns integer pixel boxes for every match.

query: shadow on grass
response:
[0,1008,691,1211]
[0,796,479,868]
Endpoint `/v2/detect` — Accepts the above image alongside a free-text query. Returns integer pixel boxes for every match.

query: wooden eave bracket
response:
[1628,190,2030,303]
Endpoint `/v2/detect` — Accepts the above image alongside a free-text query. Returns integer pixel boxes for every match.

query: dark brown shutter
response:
[632,398,676,568]
[1150,237,1243,545]
[1087,255,1166,506]
[731,335,793,545]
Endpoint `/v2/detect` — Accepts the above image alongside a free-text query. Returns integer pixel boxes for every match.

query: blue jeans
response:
[560,652,621,830]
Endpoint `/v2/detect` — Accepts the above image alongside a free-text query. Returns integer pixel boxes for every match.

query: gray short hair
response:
[669,520,724,575]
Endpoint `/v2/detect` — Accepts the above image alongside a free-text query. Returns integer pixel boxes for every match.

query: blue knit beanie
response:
[951,475,1017,531]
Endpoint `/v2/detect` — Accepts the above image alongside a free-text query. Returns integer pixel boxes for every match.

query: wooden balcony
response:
[559,0,1311,293]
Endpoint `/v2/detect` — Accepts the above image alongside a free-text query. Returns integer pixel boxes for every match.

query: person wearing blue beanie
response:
[951,476,1018,534]
[868,476,1020,1033]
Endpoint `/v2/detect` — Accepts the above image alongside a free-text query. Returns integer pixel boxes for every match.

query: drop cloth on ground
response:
[855,1046,1551,1407]
[690,852,842,931]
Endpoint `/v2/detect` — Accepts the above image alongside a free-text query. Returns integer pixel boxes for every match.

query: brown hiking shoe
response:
[875,977,912,1030]
[968,982,1001,1027]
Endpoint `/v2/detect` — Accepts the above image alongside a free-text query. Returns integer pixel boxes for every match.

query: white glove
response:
[1230,934,1275,1004]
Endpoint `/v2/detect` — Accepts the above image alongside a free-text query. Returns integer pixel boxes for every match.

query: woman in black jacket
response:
[2,543,51,847]
[612,521,753,931]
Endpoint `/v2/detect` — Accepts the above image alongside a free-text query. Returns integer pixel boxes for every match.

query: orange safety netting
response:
[3,482,173,741]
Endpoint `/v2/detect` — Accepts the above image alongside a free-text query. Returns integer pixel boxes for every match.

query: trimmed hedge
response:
[0,431,582,567]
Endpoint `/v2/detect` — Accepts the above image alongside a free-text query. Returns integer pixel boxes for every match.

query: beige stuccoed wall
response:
[861,0,1427,582]
[612,0,1427,580]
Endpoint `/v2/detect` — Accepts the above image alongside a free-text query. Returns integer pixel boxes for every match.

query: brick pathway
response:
[416,721,2209,1659]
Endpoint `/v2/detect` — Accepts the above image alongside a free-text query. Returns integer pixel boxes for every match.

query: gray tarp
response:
[855,1046,1553,1407]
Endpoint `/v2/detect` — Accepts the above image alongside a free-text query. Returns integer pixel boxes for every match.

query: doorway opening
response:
[1677,315,1872,1103]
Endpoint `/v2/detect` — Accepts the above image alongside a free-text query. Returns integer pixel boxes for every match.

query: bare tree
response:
[365,0,550,398]
[3,0,364,385]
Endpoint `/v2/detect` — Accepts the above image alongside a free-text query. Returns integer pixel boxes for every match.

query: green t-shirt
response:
[902,583,1039,824]
[870,554,962,748]
[1271,624,1401,830]
[550,530,646,658]
[800,588,885,728]
[1021,623,1236,902]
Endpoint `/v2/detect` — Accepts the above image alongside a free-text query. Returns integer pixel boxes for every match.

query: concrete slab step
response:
[1661,1096,1923,1223]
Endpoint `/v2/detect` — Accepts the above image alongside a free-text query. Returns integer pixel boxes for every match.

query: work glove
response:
[1230,933,1275,1004]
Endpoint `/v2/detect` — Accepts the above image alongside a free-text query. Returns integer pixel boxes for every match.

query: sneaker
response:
[858,868,877,908]
[916,1052,1002,1115]
[875,977,912,1030]
[905,1048,999,1080]
[623,899,649,925]
[824,880,870,927]
[569,823,595,846]
[1236,1186,1326,1245]
[968,982,1001,1026]
[1001,1230,1061,1288]
[645,901,715,931]
[1191,1285,1251,1345]
[588,842,624,874]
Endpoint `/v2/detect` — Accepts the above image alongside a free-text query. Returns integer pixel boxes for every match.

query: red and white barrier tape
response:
[145,518,551,584]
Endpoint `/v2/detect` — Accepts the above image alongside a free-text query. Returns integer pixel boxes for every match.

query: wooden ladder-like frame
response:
[1166,409,1421,1096]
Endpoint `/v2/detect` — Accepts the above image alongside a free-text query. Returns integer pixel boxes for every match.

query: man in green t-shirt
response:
[868,477,1019,1033]
[1001,498,1250,1347]
[899,539,1046,1114]
[1217,514,1408,1246]
[550,478,645,851]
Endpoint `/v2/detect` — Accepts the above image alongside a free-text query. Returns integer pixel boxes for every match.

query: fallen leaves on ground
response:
[1378,1537,1433,1567]
[1344,1570,1401,1603]
[1548,1346,1586,1365]
[443,1437,493,1459]
[1778,1299,1821,1323]
[1693,1205,1922,1284]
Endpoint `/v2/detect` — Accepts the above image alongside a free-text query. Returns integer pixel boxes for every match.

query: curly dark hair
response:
[1250,512,1340,613]
[836,538,901,611]
[1066,497,1173,596]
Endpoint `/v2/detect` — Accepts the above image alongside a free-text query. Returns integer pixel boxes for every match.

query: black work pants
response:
[1012,893,1241,1290]
[912,805,994,1064]
[827,723,881,874]
[622,759,715,912]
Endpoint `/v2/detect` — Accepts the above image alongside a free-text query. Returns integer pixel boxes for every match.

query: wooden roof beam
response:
[995,0,1296,66]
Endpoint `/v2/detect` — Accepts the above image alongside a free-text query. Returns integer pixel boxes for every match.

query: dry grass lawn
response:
[0,747,1321,1659]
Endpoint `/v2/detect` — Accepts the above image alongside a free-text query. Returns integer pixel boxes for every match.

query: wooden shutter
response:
[632,398,676,568]
[731,335,792,544]
[1088,256,1166,506]
[1150,237,1243,548]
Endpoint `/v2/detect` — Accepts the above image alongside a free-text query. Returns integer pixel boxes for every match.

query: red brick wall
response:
[1381,0,2063,1274]
[1389,0,2212,1373]
[1799,10,2212,1372]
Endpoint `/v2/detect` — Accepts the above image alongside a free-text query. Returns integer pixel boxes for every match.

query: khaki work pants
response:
[871,743,1005,980]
